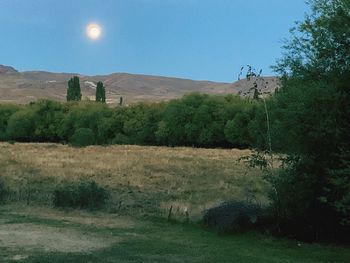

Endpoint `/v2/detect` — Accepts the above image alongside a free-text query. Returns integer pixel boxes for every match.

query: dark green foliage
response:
[32,100,65,142]
[265,0,350,241]
[112,133,130,145]
[0,104,19,141]
[67,76,82,101]
[95,81,106,103]
[203,201,261,233]
[0,94,268,148]
[0,178,8,203]
[122,103,163,145]
[6,109,36,141]
[53,180,109,210]
[156,93,249,147]
[224,109,254,148]
[59,102,111,143]
[70,128,95,147]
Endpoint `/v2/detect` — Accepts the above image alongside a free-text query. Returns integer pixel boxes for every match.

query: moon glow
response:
[86,23,102,40]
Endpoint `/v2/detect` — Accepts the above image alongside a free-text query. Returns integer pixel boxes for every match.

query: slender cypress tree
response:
[67,76,82,101]
[95,81,106,103]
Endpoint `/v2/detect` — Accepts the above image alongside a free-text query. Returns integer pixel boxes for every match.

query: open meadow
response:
[0,143,265,220]
[0,143,349,262]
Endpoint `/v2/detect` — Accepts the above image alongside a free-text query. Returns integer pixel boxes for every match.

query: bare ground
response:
[0,205,137,261]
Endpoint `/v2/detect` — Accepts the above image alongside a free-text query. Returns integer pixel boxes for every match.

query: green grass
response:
[1,206,349,263]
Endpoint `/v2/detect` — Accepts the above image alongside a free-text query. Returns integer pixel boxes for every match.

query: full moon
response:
[86,23,102,40]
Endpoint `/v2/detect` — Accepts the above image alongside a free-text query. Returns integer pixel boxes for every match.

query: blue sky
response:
[0,0,308,82]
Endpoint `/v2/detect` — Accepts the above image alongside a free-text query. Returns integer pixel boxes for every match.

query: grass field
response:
[0,143,268,220]
[0,143,349,262]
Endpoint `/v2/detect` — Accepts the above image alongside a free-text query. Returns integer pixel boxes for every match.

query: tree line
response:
[0,93,272,149]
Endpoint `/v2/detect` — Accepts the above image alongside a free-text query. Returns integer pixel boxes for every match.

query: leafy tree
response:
[70,128,95,147]
[0,104,19,140]
[112,133,130,145]
[59,101,110,142]
[0,91,265,148]
[270,0,350,241]
[95,81,106,103]
[122,103,163,145]
[31,100,65,142]
[67,76,82,101]
[224,110,252,148]
[6,109,36,141]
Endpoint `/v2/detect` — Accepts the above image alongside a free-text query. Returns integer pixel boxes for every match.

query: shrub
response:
[0,104,19,141]
[70,128,95,147]
[111,133,130,145]
[53,180,109,210]
[224,111,253,148]
[6,109,36,141]
[0,178,8,203]
[31,100,65,142]
[202,201,261,233]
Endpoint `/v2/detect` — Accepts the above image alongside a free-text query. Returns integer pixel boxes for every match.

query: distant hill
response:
[0,65,279,104]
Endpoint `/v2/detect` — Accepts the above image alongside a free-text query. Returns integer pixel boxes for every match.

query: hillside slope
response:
[0,65,279,104]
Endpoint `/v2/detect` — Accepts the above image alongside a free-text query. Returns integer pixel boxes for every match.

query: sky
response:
[0,0,308,82]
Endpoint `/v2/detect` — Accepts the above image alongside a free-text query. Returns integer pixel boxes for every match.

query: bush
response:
[70,128,95,147]
[202,201,261,233]
[0,104,19,141]
[111,133,130,145]
[53,180,109,210]
[31,100,65,142]
[6,109,36,141]
[0,178,8,203]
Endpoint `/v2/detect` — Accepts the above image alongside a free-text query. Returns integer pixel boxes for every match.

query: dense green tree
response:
[0,104,19,140]
[59,102,110,143]
[270,0,350,240]
[0,92,264,148]
[67,76,82,101]
[6,109,36,141]
[95,81,106,103]
[70,128,95,147]
[224,110,253,148]
[32,100,65,142]
[122,103,163,145]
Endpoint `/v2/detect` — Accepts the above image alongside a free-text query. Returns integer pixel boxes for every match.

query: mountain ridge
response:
[0,64,279,104]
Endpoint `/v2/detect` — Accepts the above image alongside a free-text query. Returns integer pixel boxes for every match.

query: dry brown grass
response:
[0,143,268,220]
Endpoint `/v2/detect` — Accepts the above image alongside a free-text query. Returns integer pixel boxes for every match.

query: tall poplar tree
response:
[95,81,106,103]
[67,76,82,101]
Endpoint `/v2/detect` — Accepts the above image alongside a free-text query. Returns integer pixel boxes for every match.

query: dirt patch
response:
[0,223,116,253]
[9,206,140,229]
